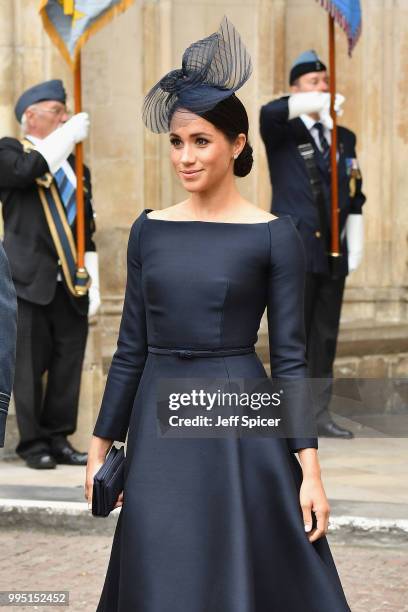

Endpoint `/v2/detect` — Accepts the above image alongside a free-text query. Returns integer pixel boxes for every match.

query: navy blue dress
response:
[93,208,350,611]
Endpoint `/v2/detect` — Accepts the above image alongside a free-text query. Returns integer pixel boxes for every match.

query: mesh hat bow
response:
[142,16,252,133]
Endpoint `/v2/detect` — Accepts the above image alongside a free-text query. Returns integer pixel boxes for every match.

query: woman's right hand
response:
[84,435,113,510]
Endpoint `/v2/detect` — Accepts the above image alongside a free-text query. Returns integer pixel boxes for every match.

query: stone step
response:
[256,320,408,362]
[0,494,406,543]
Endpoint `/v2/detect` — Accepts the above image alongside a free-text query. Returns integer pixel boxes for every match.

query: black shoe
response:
[25,452,57,470]
[318,421,354,439]
[51,440,88,466]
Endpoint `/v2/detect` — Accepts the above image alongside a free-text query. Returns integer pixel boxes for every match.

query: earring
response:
[233,153,238,160]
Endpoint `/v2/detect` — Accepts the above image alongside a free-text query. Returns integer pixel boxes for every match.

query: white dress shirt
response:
[299,114,339,163]
[300,114,331,151]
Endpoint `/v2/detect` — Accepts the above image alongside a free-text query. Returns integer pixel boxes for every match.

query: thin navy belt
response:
[148,345,255,359]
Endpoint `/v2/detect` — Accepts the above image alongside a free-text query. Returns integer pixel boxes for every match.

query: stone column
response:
[257,0,287,210]
[0,0,15,138]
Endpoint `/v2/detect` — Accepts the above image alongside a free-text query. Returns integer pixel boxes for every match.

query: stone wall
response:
[1,0,407,323]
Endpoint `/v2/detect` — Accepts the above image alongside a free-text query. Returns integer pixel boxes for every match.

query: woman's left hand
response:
[299,475,331,543]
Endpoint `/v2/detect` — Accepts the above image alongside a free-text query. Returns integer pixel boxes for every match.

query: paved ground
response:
[318,436,408,505]
[0,528,407,612]
[0,437,407,610]
[1,437,407,504]
[1,437,408,537]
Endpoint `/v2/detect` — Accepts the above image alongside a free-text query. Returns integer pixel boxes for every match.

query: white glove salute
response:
[85,251,101,317]
[289,92,329,119]
[66,112,90,143]
[319,94,345,130]
[288,92,345,123]
[35,112,90,174]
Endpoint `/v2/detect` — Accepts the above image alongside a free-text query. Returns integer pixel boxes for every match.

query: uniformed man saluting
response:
[260,51,366,438]
[0,79,100,468]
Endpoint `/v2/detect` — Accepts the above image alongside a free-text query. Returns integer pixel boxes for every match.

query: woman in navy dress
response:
[86,17,351,612]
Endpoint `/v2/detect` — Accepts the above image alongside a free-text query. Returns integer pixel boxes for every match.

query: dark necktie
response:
[314,122,331,171]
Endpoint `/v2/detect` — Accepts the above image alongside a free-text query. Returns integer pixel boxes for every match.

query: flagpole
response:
[328,14,340,261]
[74,50,85,271]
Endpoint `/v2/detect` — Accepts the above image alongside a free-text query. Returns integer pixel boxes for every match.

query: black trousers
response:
[304,273,346,426]
[14,283,88,458]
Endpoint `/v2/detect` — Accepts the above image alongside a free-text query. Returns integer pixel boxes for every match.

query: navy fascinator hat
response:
[142,16,253,133]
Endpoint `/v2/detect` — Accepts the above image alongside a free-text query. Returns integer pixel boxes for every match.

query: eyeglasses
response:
[31,105,72,118]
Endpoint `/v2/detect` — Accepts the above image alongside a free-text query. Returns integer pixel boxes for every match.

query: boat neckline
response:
[143,208,285,225]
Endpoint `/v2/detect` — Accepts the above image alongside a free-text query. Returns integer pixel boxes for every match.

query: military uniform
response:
[0,80,97,463]
[260,54,366,432]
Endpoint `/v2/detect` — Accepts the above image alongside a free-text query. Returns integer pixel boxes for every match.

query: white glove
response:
[288,92,330,120]
[35,112,90,174]
[345,214,364,273]
[288,91,345,121]
[68,112,90,143]
[319,94,345,130]
[84,251,101,317]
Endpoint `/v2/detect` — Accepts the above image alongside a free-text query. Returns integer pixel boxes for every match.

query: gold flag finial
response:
[62,0,74,14]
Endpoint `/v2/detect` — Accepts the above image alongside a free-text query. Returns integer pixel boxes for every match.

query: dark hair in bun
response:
[199,94,254,178]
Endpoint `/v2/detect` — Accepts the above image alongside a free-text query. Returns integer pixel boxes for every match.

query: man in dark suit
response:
[0,79,100,468]
[0,243,17,448]
[260,51,366,438]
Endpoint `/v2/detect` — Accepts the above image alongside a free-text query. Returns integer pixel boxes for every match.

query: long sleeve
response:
[93,214,147,441]
[267,217,318,452]
[0,138,49,189]
[0,242,17,447]
[260,97,291,151]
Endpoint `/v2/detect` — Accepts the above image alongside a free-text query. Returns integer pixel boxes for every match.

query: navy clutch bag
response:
[92,444,125,517]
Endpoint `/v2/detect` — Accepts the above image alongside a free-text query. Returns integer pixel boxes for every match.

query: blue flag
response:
[317,0,362,55]
[39,0,135,68]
